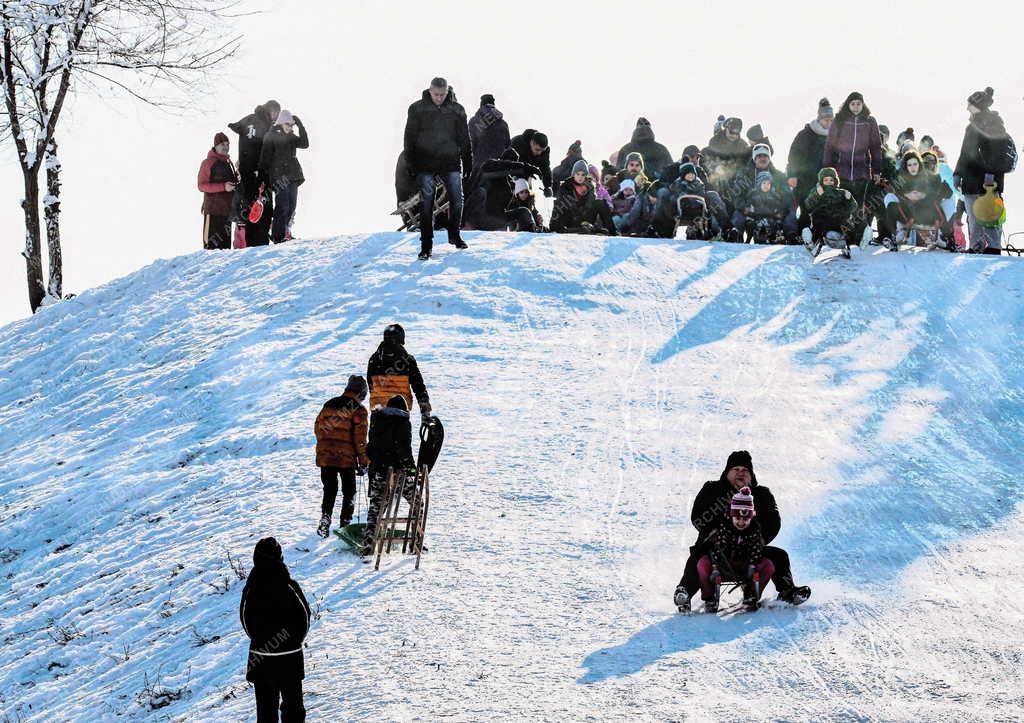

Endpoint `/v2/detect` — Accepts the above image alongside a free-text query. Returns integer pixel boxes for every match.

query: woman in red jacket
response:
[822,92,883,243]
[197,132,239,250]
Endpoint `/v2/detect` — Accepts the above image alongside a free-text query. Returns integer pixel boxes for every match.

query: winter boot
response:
[673,586,691,613]
[316,513,331,539]
[419,236,433,260]
[448,231,468,249]
[703,599,719,614]
[338,502,354,528]
[742,584,760,611]
[777,585,811,605]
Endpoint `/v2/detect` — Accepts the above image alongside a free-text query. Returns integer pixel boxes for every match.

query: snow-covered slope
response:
[1,233,1022,721]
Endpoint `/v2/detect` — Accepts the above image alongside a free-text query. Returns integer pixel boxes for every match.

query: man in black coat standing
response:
[787,98,834,230]
[404,77,473,260]
[673,451,810,611]
[510,129,553,198]
[228,100,280,246]
[240,537,312,722]
[468,94,511,174]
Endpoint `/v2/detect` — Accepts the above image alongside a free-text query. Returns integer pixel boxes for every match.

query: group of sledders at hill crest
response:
[199,81,1015,262]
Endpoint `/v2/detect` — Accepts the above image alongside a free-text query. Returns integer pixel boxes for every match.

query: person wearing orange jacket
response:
[313,375,369,537]
[197,132,239,249]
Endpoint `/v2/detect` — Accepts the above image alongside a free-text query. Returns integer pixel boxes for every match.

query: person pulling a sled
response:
[313,375,369,538]
[674,450,810,613]
[697,486,775,612]
[361,394,418,557]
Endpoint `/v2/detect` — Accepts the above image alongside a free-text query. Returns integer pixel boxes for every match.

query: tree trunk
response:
[21,169,44,313]
[44,139,63,302]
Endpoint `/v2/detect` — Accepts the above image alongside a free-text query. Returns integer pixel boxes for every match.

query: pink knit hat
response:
[730,486,756,518]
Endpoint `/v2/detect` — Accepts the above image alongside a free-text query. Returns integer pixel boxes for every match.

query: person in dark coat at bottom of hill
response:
[229,100,280,246]
[258,109,309,244]
[510,129,553,197]
[468,94,511,174]
[240,537,312,722]
[360,395,418,557]
[197,132,239,250]
[672,450,811,612]
[404,77,473,259]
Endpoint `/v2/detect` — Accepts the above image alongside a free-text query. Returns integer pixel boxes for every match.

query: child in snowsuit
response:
[697,486,775,612]
[802,167,858,251]
[240,537,312,722]
[505,178,546,232]
[361,395,418,556]
[611,179,638,228]
[743,171,790,242]
[313,375,369,537]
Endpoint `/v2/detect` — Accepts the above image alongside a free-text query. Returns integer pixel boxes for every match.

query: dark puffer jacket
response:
[404,87,472,174]
[954,109,1011,194]
[468,104,510,171]
[689,472,781,552]
[239,555,311,683]
[367,341,430,413]
[707,520,767,576]
[228,103,277,177]
[511,130,552,192]
[786,122,830,197]
[258,119,309,187]
[616,120,674,178]
[726,162,791,213]
[367,405,415,471]
[550,178,598,232]
[805,185,857,229]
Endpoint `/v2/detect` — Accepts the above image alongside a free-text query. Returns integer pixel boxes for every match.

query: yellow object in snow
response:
[972,182,1007,227]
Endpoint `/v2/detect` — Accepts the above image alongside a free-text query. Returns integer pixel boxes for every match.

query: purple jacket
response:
[822,114,882,182]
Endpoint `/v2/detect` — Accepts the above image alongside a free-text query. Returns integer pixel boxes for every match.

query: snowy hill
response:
[1,233,1023,721]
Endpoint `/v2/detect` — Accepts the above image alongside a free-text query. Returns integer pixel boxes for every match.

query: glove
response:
[543,187,553,198]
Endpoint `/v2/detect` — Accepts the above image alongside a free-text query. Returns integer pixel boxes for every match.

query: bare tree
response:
[1,0,240,313]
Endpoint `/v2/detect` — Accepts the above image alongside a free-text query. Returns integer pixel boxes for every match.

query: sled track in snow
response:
[0,232,1022,720]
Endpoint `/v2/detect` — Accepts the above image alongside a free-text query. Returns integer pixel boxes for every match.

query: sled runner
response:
[744,216,785,245]
[392,178,450,232]
[369,416,444,570]
[804,229,852,259]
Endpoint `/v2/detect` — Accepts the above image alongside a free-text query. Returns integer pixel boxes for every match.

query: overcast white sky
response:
[1,0,1022,325]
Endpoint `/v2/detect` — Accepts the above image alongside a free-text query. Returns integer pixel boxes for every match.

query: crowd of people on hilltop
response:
[387,78,1014,259]
[196,81,1014,260]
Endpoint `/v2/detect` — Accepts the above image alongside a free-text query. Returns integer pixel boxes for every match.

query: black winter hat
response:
[480,93,495,107]
[387,395,408,411]
[344,374,368,400]
[532,131,549,149]
[636,117,651,126]
[879,124,891,140]
[746,124,765,142]
[896,127,915,146]
[383,323,405,346]
[253,537,283,567]
[967,86,994,110]
[818,167,840,186]
[724,117,743,133]
[725,450,753,472]
[682,144,701,161]
[817,97,834,120]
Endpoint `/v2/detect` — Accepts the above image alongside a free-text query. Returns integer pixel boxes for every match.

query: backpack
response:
[981,133,1017,174]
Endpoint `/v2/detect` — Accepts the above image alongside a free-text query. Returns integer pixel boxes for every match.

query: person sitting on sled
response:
[674,450,810,612]
[360,394,418,556]
[313,375,369,538]
[697,486,775,613]
[801,167,858,256]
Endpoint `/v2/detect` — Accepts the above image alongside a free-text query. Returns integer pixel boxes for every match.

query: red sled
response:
[232,225,246,249]
[248,183,266,223]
